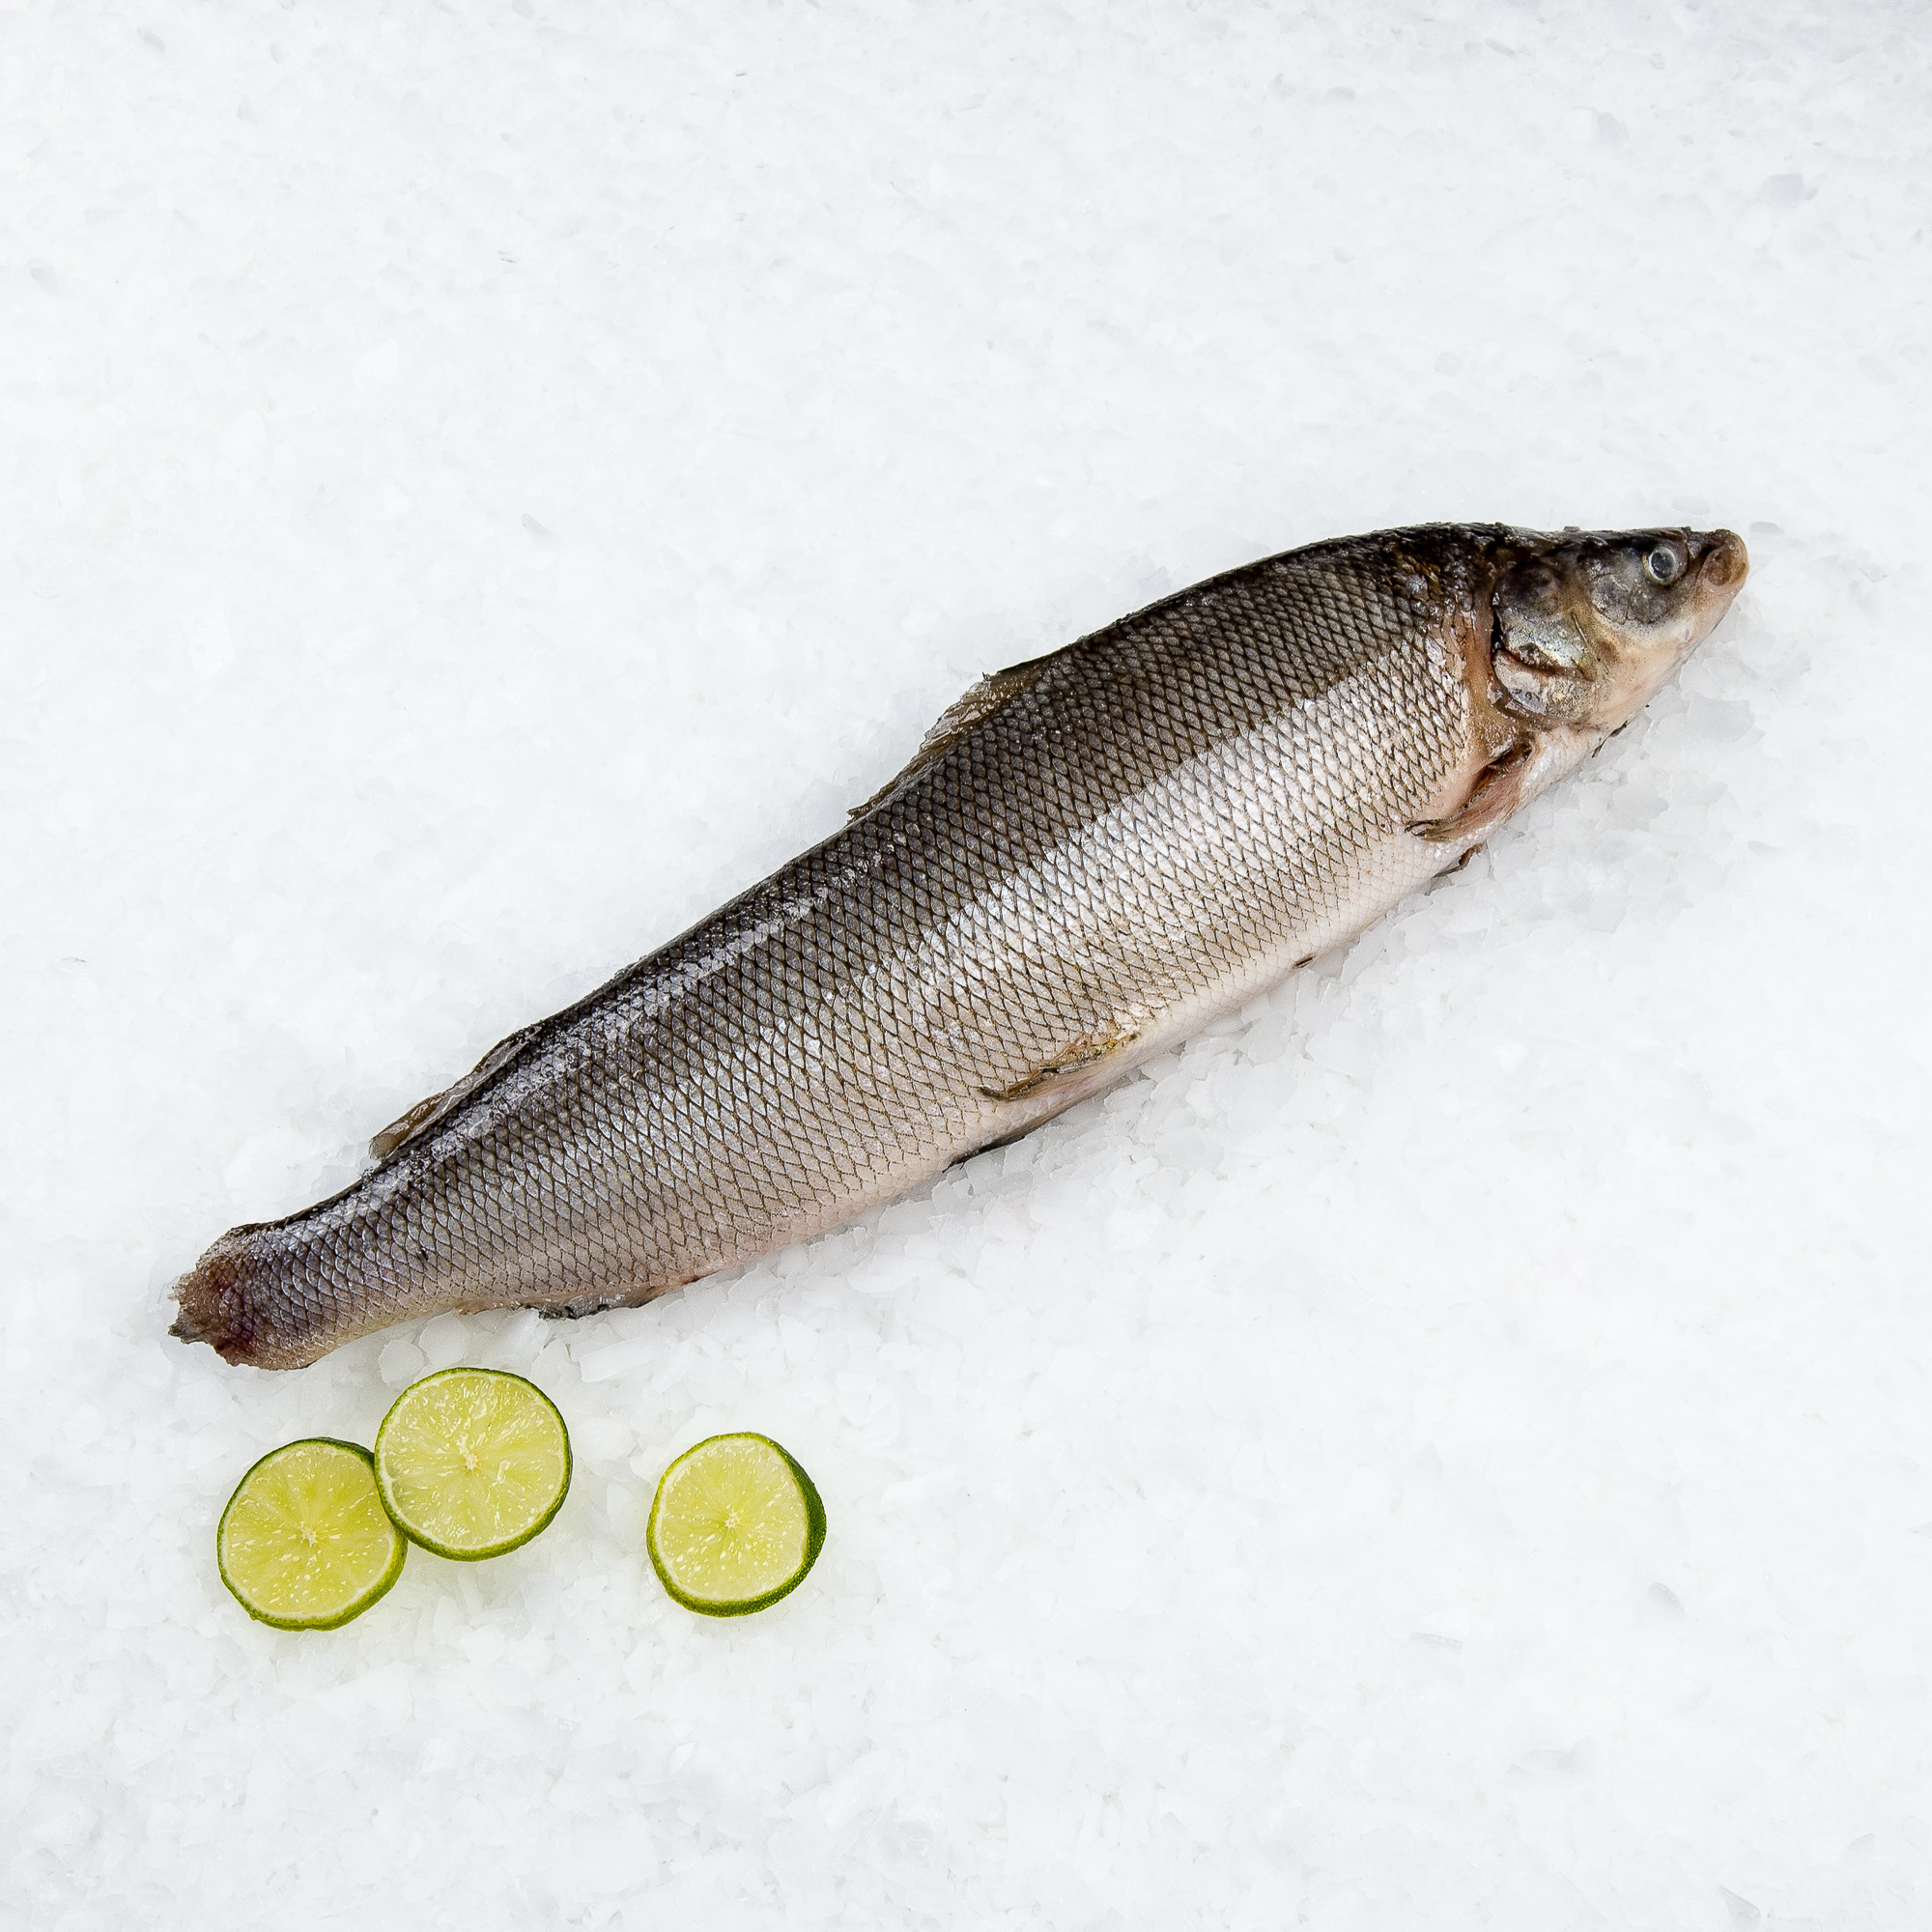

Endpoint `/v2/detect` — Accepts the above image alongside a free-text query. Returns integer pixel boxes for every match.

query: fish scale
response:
[172,521,1746,1368]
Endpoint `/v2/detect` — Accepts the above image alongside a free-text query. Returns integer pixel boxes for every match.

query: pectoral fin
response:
[1407,735,1542,844]
[1407,725,1597,845]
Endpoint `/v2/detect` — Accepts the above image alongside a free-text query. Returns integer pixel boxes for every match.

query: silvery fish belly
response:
[172,523,1747,1368]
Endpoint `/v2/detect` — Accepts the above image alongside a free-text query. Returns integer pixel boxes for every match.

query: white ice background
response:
[3,4,1928,1927]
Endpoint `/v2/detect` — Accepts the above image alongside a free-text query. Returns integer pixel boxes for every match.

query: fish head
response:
[1492,527,1747,733]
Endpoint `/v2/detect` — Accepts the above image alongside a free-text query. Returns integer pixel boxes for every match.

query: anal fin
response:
[950,1120,1047,1168]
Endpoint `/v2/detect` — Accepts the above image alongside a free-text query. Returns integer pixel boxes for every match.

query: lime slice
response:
[373,1367,571,1560]
[217,1438,407,1631]
[646,1433,826,1617]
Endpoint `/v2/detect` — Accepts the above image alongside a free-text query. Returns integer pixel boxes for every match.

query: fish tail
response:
[170,1232,284,1368]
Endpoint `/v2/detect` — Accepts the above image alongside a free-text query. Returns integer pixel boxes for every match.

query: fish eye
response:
[1644,545,1683,584]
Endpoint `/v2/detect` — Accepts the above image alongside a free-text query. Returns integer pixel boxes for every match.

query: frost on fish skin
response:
[170,523,1747,1371]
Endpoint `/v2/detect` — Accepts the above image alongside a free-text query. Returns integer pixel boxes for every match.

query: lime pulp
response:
[646,1432,825,1617]
[217,1437,407,1630]
[373,1367,571,1560]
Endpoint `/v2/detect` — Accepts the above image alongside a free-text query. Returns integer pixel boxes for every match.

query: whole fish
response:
[173,523,1747,1369]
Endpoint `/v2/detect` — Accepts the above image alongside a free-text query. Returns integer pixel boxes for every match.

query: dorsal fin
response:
[848,654,1054,818]
[369,1023,541,1161]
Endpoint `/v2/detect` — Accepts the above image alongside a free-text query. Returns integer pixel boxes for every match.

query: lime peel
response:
[217,1437,407,1631]
[647,1432,825,1617]
[374,1367,572,1560]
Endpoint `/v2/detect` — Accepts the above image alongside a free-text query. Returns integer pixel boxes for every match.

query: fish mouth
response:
[1694,527,1748,597]
[1682,527,1748,650]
